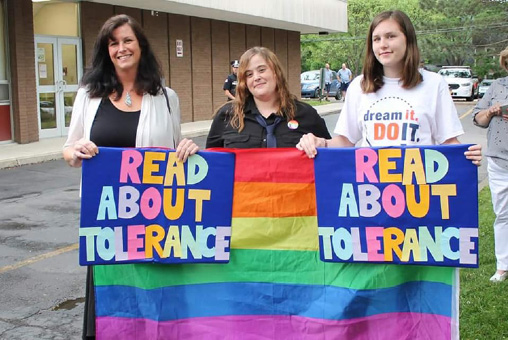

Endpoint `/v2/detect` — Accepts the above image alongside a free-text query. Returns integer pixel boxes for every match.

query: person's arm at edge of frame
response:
[472,82,503,128]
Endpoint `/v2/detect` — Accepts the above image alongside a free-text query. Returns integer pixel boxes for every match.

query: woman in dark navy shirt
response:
[206,47,330,148]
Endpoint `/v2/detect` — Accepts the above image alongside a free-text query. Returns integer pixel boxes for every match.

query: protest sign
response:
[314,145,478,267]
[79,147,235,265]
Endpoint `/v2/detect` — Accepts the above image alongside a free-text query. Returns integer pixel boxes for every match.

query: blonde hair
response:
[500,47,508,72]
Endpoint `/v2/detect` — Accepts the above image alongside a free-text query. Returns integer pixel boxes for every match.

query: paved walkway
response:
[0,101,343,169]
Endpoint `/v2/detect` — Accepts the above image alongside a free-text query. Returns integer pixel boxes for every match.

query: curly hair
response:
[81,14,163,99]
[229,46,297,131]
[361,10,422,93]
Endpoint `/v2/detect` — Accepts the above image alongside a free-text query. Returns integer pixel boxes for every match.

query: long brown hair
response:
[81,14,163,99]
[230,46,296,131]
[361,10,422,93]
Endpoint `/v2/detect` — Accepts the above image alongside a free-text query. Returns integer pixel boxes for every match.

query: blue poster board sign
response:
[314,145,479,267]
[79,147,235,265]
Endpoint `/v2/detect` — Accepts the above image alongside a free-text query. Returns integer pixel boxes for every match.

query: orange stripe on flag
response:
[232,182,317,217]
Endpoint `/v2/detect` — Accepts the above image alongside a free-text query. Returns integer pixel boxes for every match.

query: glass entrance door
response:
[35,36,82,138]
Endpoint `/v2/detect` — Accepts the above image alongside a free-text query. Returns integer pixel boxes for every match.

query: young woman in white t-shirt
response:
[297,10,482,164]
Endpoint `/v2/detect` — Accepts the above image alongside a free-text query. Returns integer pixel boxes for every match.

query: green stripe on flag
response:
[94,249,454,290]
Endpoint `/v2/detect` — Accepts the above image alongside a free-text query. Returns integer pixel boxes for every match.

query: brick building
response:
[0,0,347,144]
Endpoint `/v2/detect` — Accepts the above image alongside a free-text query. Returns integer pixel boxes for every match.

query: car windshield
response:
[480,80,493,86]
[301,72,319,81]
[438,69,471,78]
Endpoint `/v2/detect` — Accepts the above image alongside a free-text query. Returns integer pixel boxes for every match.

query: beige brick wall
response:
[261,27,275,51]
[211,20,230,113]
[229,23,245,62]
[191,17,213,122]
[274,29,288,76]
[8,0,38,143]
[168,14,192,123]
[142,11,170,87]
[246,25,261,50]
[114,6,141,23]
[288,31,301,98]
[80,3,114,68]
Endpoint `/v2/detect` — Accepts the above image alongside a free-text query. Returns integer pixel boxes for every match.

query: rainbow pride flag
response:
[94,148,458,339]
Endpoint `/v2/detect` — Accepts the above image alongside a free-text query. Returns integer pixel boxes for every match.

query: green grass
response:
[300,99,334,106]
[460,186,508,339]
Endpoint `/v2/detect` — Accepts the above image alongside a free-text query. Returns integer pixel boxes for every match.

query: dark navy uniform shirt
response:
[223,73,238,101]
[206,97,331,148]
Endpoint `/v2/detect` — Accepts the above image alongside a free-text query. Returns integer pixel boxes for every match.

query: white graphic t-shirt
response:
[335,70,464,147]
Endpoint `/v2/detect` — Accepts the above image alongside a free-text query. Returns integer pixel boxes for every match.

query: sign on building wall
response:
[176,39,183,57]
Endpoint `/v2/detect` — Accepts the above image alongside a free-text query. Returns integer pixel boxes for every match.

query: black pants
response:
[83,266,96,340]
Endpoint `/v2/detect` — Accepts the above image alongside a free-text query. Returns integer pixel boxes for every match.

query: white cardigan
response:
[64,87,182,149]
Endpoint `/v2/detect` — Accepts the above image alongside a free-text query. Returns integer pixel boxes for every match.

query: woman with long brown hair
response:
[206,46,330,148]
[297,10,482,166]
[63,14,198,339]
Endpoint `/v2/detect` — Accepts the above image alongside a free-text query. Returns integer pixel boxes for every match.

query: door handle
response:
[56,80,66,93]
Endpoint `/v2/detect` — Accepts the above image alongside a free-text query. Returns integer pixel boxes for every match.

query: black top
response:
[206,97,331,148]
[223,73,238,100]
[90,98,141,147]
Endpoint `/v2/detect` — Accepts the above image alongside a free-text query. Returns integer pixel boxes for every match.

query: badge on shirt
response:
[288,120,299,129]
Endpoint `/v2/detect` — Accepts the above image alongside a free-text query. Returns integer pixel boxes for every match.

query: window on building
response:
[0,0,9,103]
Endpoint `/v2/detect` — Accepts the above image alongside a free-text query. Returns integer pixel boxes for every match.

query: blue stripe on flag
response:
[96,281,451,321]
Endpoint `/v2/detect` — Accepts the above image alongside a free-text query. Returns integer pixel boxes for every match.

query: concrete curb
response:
[0,128,212,170]
[0,153,63,169]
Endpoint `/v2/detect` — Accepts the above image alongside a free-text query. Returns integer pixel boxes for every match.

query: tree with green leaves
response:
[301,0,508,79]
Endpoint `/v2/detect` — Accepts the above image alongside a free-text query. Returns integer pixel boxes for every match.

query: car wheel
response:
[335,91,341,100]
[466,89,474,102]
[314,88,321,98]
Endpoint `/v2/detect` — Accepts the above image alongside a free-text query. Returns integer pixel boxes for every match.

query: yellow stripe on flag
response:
[231,216,319,251]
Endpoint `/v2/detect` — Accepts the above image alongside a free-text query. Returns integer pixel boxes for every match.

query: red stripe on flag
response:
[223,148,315,183]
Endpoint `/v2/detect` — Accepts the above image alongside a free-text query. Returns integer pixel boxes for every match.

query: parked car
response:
[438,66,476,101]
[301,70,341,100]
[478,79,494,98]
[472,74,479,98]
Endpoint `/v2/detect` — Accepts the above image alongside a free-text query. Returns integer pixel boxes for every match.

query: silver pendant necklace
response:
[125,91,132,107]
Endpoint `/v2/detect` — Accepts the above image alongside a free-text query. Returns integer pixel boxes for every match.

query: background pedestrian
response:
[224,59,239,101]
[473,46,508,282]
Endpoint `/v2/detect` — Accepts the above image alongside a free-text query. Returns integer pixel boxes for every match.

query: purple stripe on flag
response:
[97,312,451,339]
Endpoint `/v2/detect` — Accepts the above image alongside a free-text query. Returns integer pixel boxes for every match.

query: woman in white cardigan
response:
[63,14,197,340]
